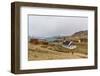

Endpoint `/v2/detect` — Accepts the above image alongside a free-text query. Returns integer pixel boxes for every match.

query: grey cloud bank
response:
[28,15,88,38]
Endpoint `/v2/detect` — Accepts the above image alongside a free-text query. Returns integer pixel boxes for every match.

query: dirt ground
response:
[28,43,87,61]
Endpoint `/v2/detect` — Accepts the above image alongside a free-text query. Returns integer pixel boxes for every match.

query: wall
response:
[0,0,100,76]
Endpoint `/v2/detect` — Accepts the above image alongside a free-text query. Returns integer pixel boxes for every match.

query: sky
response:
[28,15,88,38]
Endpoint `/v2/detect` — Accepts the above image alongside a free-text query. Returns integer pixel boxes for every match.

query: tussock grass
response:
[28,42,88,60]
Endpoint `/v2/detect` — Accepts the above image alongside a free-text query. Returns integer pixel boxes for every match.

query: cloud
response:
[28,15,88,38]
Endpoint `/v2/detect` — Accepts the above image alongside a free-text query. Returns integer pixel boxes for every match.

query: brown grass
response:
[28,42,87,61]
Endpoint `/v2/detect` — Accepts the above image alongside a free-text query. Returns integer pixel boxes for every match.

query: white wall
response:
[0,0,100,76]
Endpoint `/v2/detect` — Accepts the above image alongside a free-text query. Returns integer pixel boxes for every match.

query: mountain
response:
[71,30,88,39]
[72,30,87,36]
[43,30,88,42]
[29,30,88,42]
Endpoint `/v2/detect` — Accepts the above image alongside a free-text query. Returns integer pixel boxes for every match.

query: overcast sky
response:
[28,15,88,38]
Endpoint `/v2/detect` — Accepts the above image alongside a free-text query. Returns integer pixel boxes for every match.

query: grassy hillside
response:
[28,42,87,60]
[28,30,88,61]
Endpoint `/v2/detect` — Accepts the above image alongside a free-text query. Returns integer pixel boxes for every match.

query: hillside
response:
[29,30,88,42]
[44,30,88,42]
[72,30,87,38]
[28,30,88,60]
